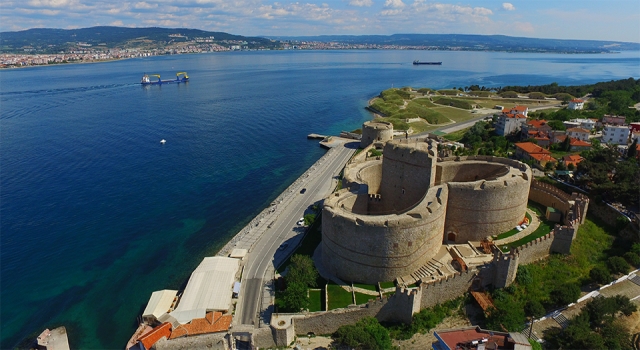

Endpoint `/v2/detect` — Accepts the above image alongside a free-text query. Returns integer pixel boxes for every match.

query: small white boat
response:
[160,139,166,144]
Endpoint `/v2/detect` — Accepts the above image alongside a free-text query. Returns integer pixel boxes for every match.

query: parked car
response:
[278,242,289,251]
[300,188,307,194]
[297,218,305,226]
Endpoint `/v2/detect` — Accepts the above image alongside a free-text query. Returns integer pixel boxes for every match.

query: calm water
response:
[1,50,638,349]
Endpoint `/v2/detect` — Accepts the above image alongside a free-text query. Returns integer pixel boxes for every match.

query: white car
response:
[297,218,305,226]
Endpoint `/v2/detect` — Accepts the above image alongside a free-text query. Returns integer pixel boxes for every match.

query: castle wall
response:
[322,185,447,284]
[378,140,437,213]
[293,287,420,336]
[440,158,532,243]
[420,269,479,309]
[528,181,573,225]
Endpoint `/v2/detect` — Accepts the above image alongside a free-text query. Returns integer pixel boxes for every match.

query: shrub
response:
[623,252,640,267]
[369,149,382,157]
[529,92,547,99]
[500,91,519,98]
[607,256,630,274]
[550,283,581,307]
[589,266,612,285]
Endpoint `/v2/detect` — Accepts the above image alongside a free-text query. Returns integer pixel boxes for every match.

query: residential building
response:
[562,154,584,168]
[554,135,592,151]
[514,142,556,169]
[630,122,640,133]
[495,112,527,136]
[602,124,630,145]
[433,326,532,350]
[563,121,581,129]
[521,119,552,137]
[602,114,626,126]
[569,118,596,130]
[566,127,590,141]
[568,98,584,110]
[632,132,640,143]
[503,105,528,116]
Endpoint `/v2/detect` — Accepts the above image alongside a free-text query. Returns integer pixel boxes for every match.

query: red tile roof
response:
[436,327,512,350]
[530,153,557,162]
[566,127,590,133]
[570,138,591,147]
[515,142,550,154]
[138,323,172,350]
[512,105,527,111]
[571,98,584,103]
[526,119,548,128]
[169,312,232,340]
[563,154,584,166]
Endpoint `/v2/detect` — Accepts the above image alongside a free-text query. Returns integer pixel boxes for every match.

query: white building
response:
[568,99,585,110]
[566,127,590,142]
[569,118,596,130]
[495,113,527,136]
[602,125,630,145]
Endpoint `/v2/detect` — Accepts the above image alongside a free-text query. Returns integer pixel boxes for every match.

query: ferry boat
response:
[141,72,189,85]
[413,60,442,65]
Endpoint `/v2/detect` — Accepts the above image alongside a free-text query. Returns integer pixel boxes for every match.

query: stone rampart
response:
[292,287,420,336]
[528,180,573,224]
[322,185,447,284]
[419,269,478,309]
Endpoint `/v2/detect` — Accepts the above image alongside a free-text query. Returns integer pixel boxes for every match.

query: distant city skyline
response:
[2,0,639,43]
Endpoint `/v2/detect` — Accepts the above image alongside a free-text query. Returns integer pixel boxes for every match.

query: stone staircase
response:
[520,329,541,342]
[398,259,447,286]
[552,312,570,329]
[629,274,640,286]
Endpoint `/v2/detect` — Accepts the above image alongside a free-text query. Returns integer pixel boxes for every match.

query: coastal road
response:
[235,142,357,326]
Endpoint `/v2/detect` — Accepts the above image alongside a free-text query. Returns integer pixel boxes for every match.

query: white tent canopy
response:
[142,290,178,320]
[170,257,239,324]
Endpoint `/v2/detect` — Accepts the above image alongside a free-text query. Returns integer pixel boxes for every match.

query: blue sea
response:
[1,50,638,349]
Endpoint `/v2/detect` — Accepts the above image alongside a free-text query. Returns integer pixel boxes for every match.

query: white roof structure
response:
[170,257,239,324]
[142,290,178,319]
[229,248,248,259]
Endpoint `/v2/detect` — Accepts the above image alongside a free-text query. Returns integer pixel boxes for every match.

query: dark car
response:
[300,188,307,194]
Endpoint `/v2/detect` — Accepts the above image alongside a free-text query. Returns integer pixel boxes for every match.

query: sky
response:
[1,0,639,42]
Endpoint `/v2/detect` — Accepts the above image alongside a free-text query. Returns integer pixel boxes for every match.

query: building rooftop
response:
[566,127,590,133]
[526,119,548,128]
[170,256,239,324]
[143,290,178,320]
[138,323,172,350]
[434,326,531,350]
[169,311,233,339]
[514,142,550,155]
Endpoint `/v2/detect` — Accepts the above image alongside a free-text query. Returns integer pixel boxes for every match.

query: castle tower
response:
[493,252,519,288]
[361,121,393,148]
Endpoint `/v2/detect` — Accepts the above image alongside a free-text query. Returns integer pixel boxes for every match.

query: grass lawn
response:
[308,289,323,312]
[327,283,354,310]
[408,120,438,134]
[355,292,376,305]
[501,219,553,252]
[443,127,470,141]
[412,97,438,107]
[379,281,396,289]
[494,212,533,241]
[430,106,473,122]
[353,283,377,291]
[469,98,556,109]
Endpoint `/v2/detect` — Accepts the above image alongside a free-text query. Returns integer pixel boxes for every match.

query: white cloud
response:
[349,0,373,7]
[384,0,405,9]
[27,0,77,7]
[502,3,515,11]
[134,2,158,10]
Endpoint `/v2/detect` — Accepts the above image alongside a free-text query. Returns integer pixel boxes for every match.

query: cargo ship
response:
[413,60,442,65]
[141,72,189,85]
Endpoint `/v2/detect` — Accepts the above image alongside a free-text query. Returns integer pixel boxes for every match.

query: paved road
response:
[235,141,357,326]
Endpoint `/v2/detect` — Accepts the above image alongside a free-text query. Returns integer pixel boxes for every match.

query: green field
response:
[467,98,556,109]
[327,283,354,310]
[379,281,396,289]
[353,283,377,291]
[355,292,376,305]
[308,289,323,312]
[442,128,469,141]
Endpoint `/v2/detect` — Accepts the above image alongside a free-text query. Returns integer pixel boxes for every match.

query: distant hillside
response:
[0,26,279,53]
[271,33,640,53]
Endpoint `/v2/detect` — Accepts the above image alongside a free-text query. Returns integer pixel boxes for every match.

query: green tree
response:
[303,213,316,226]
[627,138,638,159]
[525,300,546,318]
[547,120,566,131]
[287,254,318,288]
[280,281,309,311]
[550,283,581,307]
[333,317,392,350]
[623,252,640,267]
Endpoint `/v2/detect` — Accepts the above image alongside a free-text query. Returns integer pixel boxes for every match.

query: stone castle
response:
[270,121,590,346]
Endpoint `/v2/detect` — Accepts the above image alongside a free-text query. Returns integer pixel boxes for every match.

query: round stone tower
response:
[361,121,393,148]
